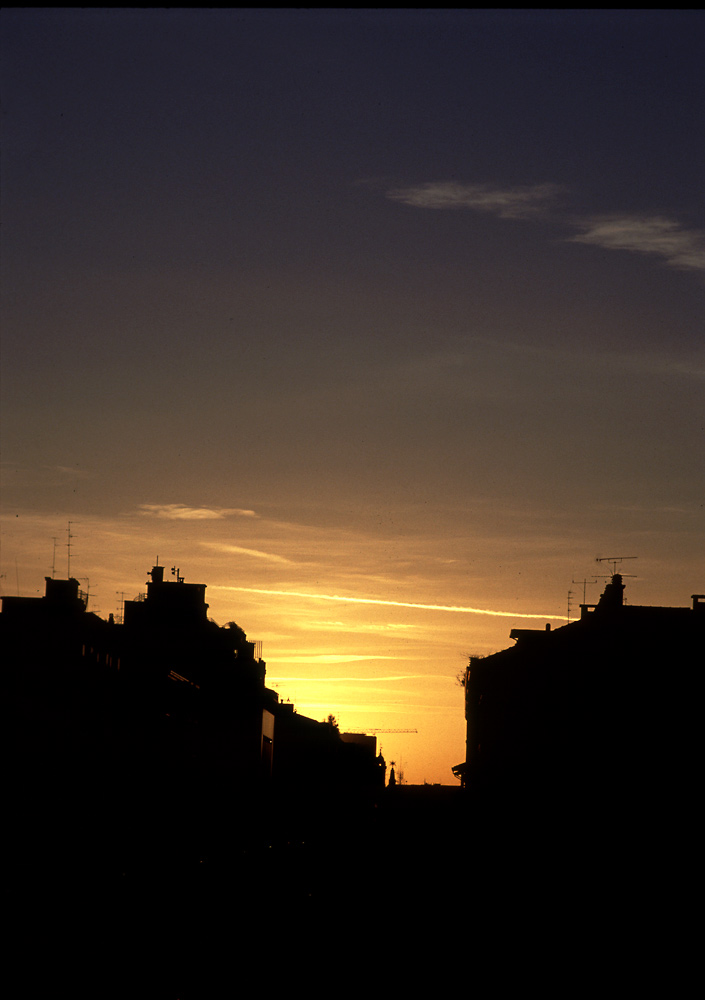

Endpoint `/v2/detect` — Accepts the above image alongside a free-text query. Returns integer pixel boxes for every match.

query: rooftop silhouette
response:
[457,574,703,818]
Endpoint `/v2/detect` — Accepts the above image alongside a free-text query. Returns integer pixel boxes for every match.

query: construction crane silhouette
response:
[363,728,417,734]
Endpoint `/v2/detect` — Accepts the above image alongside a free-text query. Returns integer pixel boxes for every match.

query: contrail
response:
[214,585,568,620]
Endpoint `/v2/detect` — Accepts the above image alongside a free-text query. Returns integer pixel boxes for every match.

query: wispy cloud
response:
[386,181,562,218]
[138,503,258,520]
[269,673,432,681]
[569,214,705,272]
[54,465,93,480]
[200,541,292,564]
[1,464,94,487]
[268,654,399,664]
[215,585,568,620]
[386,180,705,272]
[307,620,423,634]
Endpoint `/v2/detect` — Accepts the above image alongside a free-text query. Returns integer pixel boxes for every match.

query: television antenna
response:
[79,578,92,611]
[66,521,76,578]
[595,555,638,576]
[573,577,598,603]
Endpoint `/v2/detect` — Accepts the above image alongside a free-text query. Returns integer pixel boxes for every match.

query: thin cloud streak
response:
[201,542,292,564]
[386,180,705,272]
[570,214,705,271]
[268,674,440,682]
[215,585,568,620]
[386,181,561,218]
[139,503,258,520]
[270,654,399,663]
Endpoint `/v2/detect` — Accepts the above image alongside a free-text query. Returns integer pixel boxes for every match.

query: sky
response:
[2,9,703,784]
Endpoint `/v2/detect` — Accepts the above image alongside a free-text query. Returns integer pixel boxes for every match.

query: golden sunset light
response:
[4,500,701,783]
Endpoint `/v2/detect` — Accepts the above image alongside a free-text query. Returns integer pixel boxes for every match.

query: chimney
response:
[598,573,625,609]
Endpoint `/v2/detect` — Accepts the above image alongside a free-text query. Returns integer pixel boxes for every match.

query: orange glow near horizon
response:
[3,505,703,784]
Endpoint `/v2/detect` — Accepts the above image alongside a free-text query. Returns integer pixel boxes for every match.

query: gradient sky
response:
[2,9,703,784]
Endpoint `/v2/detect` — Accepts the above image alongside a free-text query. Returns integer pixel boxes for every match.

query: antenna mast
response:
[573,577,598,603]
[66,521,75,578]
[595,556,638,576]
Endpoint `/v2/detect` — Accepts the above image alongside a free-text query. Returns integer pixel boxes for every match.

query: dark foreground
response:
[10,775,688,994]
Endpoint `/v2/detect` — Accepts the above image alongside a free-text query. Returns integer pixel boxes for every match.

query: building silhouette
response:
[456,575,703,817]
[4,563,386,882]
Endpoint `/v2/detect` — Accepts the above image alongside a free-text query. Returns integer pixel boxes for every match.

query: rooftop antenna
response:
[51,537,59,579]
[595,555,638,576]
[573,577,598,604]
[67,521,75,578]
